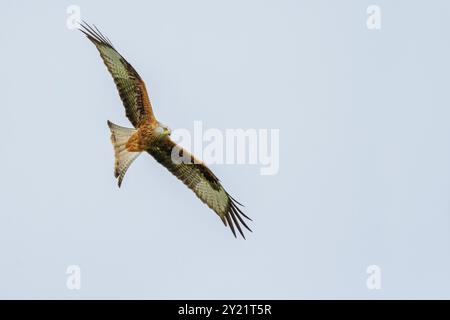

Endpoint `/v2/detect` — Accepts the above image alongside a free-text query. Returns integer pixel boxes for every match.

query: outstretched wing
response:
[79,22,156,128]
[148,138,252,239]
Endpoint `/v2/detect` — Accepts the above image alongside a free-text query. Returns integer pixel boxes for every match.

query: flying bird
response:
[79,22,251,238]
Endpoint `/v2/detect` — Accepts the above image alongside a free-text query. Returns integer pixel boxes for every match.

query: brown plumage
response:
[79,22,252,238]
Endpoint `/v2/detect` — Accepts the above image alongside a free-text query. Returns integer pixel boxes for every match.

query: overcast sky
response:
[2,0,450,299]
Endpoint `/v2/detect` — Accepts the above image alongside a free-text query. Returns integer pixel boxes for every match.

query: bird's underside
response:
[79,22,252,238]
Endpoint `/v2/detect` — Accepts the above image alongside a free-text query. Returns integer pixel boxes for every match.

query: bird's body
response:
[79,22,252,238]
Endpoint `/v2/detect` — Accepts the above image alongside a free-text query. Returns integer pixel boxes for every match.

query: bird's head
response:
[154,122,171,138]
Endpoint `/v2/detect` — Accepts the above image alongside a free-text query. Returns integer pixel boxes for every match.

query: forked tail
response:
[107,120,141,187]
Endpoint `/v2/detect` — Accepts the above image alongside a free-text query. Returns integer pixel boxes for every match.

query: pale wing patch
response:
[99,46,143,126]
[194,181,229,216]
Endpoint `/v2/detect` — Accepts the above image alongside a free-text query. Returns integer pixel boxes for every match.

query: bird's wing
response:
[148,137,252,238]
[79,22,156,128]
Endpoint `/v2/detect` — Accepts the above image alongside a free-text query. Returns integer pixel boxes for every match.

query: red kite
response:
[79,22,251,238]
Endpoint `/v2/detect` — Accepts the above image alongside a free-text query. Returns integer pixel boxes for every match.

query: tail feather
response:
[107,120,141,187]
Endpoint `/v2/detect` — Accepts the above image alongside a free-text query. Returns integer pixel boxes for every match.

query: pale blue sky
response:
[1,0,450,298]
